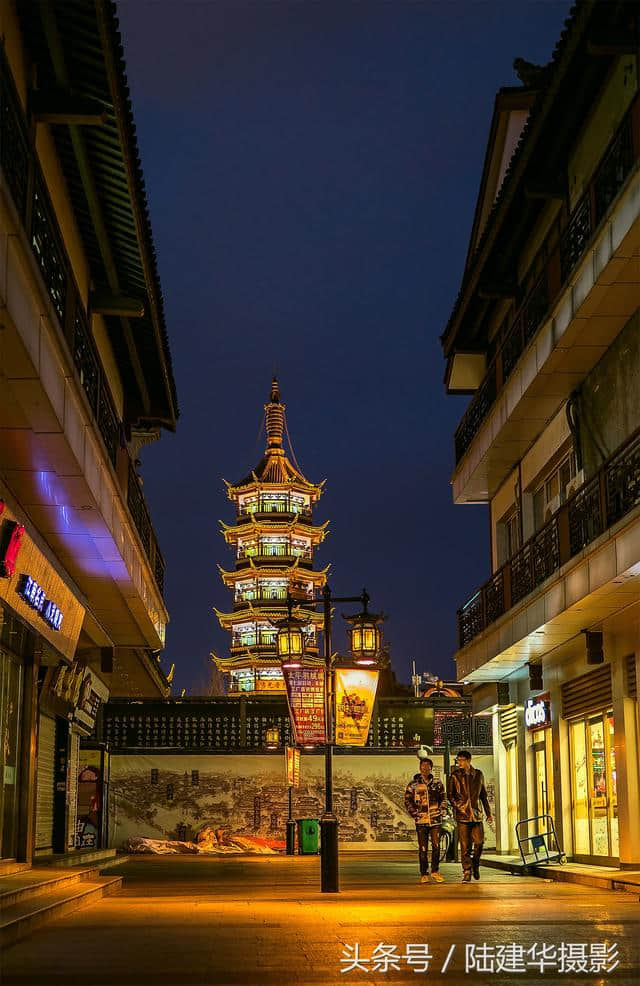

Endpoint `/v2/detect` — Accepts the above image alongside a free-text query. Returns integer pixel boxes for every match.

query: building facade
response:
[0,1,177,867]
[441,1,639,867]
[213,379,327,694]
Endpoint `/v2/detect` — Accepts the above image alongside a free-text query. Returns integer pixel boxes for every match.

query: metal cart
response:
[515,813,566,871]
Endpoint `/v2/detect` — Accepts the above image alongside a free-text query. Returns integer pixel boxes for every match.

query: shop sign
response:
[0,509,25,578]
[17,575,63,630]
[285,745,300,787]
[525,695,551,730]
[282,667,326,746]
[334,668,379,746]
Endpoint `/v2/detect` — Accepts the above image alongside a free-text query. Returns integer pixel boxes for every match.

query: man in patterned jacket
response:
[404,753,446,883]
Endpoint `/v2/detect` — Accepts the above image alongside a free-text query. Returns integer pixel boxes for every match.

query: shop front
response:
[0,494,85,864]
[524,694,555,822]
[562,666,619,865]
[499,706,520,853]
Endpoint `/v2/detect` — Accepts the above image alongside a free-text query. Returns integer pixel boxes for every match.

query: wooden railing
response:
[454,94,640,466]
[458,429,640,649]
[0,44,165,598]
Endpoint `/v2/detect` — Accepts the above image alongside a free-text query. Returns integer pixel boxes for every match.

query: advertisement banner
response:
[282,667,326,746]
[334,668,379,746]
[285,746,300,787]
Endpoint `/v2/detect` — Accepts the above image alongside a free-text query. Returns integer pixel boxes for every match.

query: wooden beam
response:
[587,31,637,57]
[524,181,565,201]
[478,281,517,301]
[30,89,107,125]
[90,291,145,318]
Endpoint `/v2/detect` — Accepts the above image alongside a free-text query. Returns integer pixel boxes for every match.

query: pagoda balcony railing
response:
[231,635,317,651]
[234,589,314,606]
[237,546,313,561]
[454,94,640,466]
[457,428,640,649]
[238,501,312,519]
[0,43,166,599]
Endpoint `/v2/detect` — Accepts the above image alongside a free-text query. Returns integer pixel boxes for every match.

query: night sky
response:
[116,0,572,695]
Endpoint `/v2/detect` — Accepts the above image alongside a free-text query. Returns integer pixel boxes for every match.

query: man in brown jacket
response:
[447,749,493,883]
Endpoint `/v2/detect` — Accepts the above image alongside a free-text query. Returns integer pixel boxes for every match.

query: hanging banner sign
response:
[285,745,300,787]
[334,668,379,746]
[282,667,326,746]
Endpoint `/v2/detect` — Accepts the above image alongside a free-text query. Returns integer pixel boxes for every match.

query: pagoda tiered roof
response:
[214,604,324,630]
[217,560,330,586]
[219,515,329,544]
[211,650,324,671]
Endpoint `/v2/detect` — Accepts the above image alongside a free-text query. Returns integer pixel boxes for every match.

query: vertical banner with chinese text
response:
[285,746,301,787]
[282,667,326,746]
[334,669,379,746]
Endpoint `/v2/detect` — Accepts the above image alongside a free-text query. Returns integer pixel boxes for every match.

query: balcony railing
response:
[237,545,313,561]
[0,46,165,598]
[454,94,639,466]
[238,501,312,519]
[458,429,640,649]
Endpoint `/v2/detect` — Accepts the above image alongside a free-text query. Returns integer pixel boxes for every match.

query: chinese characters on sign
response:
[285,745,300,787]
[340,942,620,975]
[282,667,326,746]
[334,668,379,746]
[17,574,63,630]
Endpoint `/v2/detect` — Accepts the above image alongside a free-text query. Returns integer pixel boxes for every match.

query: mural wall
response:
[109,752,496,851]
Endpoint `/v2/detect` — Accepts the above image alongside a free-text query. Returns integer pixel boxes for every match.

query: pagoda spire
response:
[265,376,285,450]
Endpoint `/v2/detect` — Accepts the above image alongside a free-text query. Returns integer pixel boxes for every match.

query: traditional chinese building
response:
[212,380,328,694]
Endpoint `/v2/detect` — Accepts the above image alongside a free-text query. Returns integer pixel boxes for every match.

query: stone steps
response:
[0,864,122,949]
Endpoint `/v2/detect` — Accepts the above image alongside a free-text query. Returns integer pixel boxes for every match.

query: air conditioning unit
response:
[545,494,561,521]
[565,469,585,500]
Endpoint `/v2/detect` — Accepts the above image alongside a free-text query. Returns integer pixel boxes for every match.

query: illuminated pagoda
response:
[212,379,328,693]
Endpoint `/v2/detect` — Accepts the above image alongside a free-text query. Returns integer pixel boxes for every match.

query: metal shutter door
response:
[561,665,612,719]
[67,731,80,850]
[35,715,55,851]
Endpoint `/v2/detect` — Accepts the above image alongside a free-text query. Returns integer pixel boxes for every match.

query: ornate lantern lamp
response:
[274,599,307,670]
[344,591,384,667]
[265,726,280,750]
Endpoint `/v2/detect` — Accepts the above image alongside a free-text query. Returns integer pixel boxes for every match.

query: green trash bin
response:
[297,818,319,854]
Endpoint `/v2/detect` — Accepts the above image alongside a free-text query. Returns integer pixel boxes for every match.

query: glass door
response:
[505,742,519,852]
[533,728,555,822]
[569,712,618,862]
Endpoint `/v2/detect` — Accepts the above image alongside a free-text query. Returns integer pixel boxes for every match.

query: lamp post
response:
[320,584,383,893]
[275,586,382,893]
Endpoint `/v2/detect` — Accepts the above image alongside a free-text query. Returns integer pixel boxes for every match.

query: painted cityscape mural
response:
[109,753,496,850]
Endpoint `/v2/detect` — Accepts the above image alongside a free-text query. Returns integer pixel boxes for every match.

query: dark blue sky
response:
[116,0,572,694]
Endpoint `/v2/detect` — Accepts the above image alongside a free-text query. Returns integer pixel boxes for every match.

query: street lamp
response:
[344,591,383,667]
[320,584,382,893]
[274,597,306,670]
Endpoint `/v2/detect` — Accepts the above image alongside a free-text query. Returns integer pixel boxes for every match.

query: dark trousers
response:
[458,821,484,875]
[416,824,441,875]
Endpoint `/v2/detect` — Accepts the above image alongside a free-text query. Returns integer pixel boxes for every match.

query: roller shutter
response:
[35,715,55,851]
[561,665,612,719]
[500,707,518,746]
[67,731,80,850]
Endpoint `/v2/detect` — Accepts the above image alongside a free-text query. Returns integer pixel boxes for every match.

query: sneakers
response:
[420,874,430,884]
[472,860,480,881]
[431,871,445,883]
[462,873,471,883]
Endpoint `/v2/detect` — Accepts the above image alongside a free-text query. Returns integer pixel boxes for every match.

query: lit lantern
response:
[274,605,306,670]
[345,599,384,667]
[265,726,280,749]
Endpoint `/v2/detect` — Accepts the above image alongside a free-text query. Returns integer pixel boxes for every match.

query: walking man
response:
[404,752,446,883]
[447,749,493,883]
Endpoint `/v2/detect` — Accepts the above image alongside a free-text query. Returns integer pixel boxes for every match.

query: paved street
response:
[2,854,639,986]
